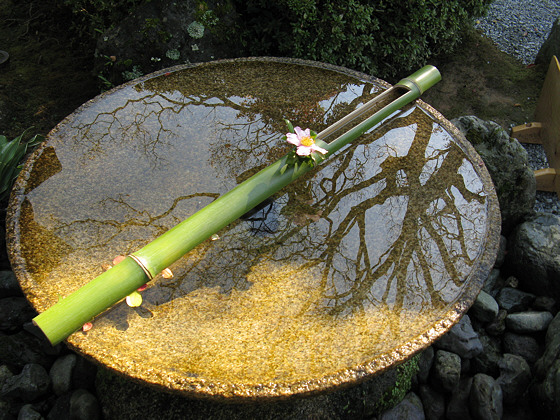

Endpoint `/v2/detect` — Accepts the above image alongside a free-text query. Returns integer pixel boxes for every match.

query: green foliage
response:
[63,0,150,36]
[231,0,492,79]
[0,130,43,201]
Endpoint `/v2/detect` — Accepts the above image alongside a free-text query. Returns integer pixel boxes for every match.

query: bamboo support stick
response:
[32,65,441,345]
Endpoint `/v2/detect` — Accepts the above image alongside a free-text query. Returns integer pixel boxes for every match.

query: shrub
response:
[63,0,149,37]
[0,130,43,201]
[231,0,492,79]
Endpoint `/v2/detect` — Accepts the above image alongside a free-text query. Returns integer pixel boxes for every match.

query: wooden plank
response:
[535,56,560,171]
[512,56,560,197]
[511,122,543,144]
[534,168,558,193]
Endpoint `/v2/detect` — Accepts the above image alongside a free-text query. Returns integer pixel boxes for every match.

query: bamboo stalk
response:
[32,65,441,345]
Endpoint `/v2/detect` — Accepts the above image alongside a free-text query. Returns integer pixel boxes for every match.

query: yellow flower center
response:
[300,135,314,147]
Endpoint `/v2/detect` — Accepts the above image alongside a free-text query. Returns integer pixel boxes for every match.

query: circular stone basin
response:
[7,58,500,401]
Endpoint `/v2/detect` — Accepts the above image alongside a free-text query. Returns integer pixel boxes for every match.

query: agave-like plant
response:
[0,130,43,201]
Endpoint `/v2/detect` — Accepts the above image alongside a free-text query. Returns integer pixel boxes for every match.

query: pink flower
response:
[286,127,327,156]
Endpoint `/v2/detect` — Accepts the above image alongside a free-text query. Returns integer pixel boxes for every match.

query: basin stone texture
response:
[7,58,500,401]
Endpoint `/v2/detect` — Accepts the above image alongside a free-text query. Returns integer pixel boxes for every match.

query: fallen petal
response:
[126,291,143,307]
[82,322,93,332]
[161,268,174,279]
[112,255,126,265]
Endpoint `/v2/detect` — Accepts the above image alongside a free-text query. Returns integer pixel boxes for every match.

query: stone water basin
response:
[7,58,500,401]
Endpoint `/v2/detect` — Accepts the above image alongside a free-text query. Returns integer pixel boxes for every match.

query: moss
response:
[373,354,420,414]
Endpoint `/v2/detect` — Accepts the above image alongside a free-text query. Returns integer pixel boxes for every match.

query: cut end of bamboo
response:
[396,65,441,95]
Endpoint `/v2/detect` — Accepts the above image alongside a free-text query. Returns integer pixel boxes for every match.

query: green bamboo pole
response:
[33,65,441,345]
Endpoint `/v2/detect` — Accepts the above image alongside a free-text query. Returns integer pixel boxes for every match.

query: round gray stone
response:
[416,346,434,384]
[446,377,473,420]
[431,350,461,393]
[469,373,503,420]
[495,287,535,312]
[70,389,101,420]
[535,312,560,379]
[472,334,501,377]
[497,353,531,404]
[0,271,21,298]
[482,269,502,297]
[507,213,560,302]
[435,315,483,359]
[503,332,542,365]
[470,290,499,323]
[17,404,44,420]
[506,311,553,333]
[418,384,445,420]
[0,298,36,332]
[379,392,425,420]
[485,309,507,336]
[50,353,77,396]
[1,363,50,402]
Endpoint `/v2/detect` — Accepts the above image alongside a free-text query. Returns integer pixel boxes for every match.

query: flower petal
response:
[286,133,300,146]
[296,146,313,156]
[294,126,309,139]
[311,145,328,155]
[126,291,143,307]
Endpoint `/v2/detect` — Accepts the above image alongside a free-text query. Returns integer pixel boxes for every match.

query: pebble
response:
[446,377,473,420]
[49,354,77,396]
[379,392,425,420]
[0,271,21,298]
[497,353,532,404]
[469,373,503,420]
[505,311,554,333]
[0,297,36,331]
[18,404,44,420]
[471,290,499,323]
[503,332,543,364]
[431,350,461,393]
[418,384,445,420]
[485,309,508,336]
[434,315,483,359]
[1,363,50,402]
[496,287,536,312]
[70,389,101,420]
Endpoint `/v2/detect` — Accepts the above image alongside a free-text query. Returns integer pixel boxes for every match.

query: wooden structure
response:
[512,56,560,196]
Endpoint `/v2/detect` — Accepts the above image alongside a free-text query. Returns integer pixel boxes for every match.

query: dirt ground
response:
[422,27,547,129]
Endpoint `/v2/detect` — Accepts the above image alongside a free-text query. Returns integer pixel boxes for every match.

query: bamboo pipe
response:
[32,65,441,345]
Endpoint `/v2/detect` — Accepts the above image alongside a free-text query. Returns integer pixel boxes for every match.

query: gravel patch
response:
[475,0,560,215]
[474,0,560,65]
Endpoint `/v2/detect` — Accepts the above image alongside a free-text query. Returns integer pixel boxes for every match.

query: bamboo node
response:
[128,254,154,281]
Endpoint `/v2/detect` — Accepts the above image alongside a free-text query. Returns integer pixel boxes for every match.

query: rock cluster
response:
[0,272,100,420]
[2,116,560,419]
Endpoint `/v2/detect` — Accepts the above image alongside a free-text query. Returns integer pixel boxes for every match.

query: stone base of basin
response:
[95,361,413,419]
[7,57,500,400]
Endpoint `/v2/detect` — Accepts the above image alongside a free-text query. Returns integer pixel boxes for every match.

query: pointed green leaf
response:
[284,119,295,133]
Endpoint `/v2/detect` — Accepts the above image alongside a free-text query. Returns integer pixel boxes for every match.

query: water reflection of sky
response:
[11,60,497,393]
